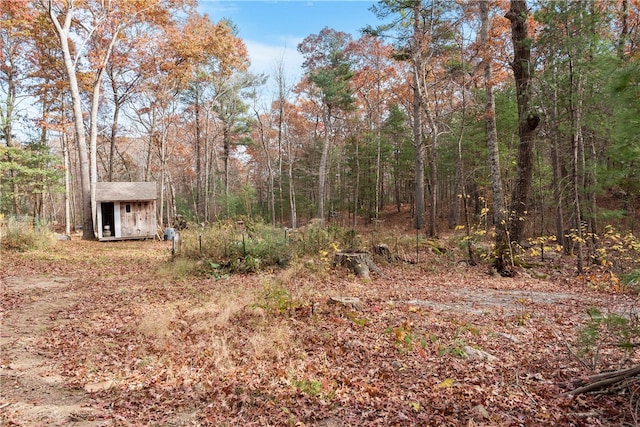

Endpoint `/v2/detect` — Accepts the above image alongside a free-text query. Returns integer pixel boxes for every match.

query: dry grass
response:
[137,303,177,339]
[0,217,54,252]
[6,236,638,426]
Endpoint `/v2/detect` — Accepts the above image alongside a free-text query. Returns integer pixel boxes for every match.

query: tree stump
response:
[333,251,379,279]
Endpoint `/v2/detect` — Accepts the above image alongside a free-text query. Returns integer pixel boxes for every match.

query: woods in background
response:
[1,0,639,273]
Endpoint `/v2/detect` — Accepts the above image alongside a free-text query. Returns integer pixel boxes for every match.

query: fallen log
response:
[565,364,640,395]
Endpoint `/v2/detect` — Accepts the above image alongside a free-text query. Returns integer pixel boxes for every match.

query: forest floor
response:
[1,230,639,426]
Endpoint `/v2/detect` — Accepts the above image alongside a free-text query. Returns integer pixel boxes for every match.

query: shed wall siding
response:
[120,201,155,238]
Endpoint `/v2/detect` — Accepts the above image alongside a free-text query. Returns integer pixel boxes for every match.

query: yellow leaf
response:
[437,378,454,388]
[409,401,420,412]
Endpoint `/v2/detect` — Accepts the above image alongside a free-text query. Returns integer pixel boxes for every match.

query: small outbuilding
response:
[95,182,158,241]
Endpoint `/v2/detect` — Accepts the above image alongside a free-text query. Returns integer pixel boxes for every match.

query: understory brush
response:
[0,215,53,252]
[576,306,640,371]
[176,220,371,275]
[178,220,292,273]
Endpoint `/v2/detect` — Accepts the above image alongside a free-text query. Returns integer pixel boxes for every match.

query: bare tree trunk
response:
[267,148,275,226]
[194,86,203,224]
[159,130,166,229]
[223,124,231,217]
[62,130,71,236]
[353,140,360,229]
[2,67,15,149]
[448,157,461,229]
[548,66,567,252]
[588,135,599,261]
[203,107,210,223]
[316,107,331,221]
[89,33,119,237]
[209,128,220,219]
[108,100,120,182]
[393,135,401,213]
[107,67,120,182]
[276,64,286,226]
[411,1,425,231]
[481,0,509,272]
[426,124,438,237]
[617,0,629,60]
[374,66,383,219]
[571,127,584,274]
[254,103,276,225]
[419,0,439,237]
[48,3,94,240]
[166,173,176,228]
[571,76,585,274]
[288,138,297,228]
[505,0,540,247]
[3,64,21,214]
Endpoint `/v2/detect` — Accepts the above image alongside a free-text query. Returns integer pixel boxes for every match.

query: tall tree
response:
[504,0,540,263]
[368,0,426,229]
[382,103,413,213]
[479,0,509,272]
[369,0,458,233]
[349,35,398,219]
[104,24,148,182]
[45,0,93,239]
[178,14,249,222]
[298,27,355,221]
[0,1,35,149]
[410,1,427,231]
[211,73,253,217]
[0,1,37,214]
[273,57,297,227]
[535,1,624,270]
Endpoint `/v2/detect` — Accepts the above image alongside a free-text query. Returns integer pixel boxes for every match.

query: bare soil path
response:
[1,275,105,426]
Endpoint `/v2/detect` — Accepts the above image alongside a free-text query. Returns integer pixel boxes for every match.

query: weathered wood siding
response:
[120,201,156,238]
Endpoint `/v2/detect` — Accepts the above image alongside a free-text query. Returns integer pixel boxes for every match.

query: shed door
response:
[100,202,114,237]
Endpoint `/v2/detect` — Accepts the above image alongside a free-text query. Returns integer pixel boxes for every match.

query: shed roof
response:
[95,182,157,202]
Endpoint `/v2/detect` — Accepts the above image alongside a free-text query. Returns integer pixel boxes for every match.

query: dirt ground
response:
[1,238,638,426]
[1,273,112,425]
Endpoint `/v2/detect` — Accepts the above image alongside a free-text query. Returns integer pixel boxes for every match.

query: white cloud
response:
[244,38,305,99]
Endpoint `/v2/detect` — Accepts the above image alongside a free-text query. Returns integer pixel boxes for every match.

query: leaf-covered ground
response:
[1,238,638,426]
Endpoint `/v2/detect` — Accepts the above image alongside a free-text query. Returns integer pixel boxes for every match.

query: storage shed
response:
[95,182,157,241]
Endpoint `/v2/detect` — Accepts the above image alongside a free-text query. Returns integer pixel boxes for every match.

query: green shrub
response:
[179,220,294,274]
[577,307,639,370]
[253,278,295,314]
[292,378,322,397]
[621,269,640,293]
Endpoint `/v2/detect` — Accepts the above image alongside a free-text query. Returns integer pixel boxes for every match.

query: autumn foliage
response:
[2,0,640,423]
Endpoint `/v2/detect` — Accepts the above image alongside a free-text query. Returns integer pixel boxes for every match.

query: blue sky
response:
[198,1,380,96]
